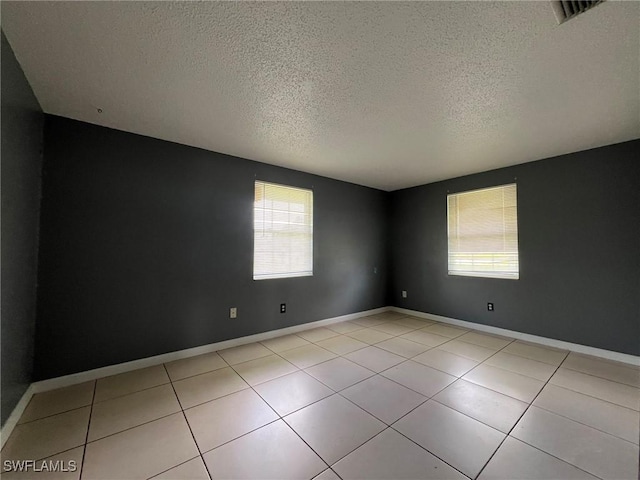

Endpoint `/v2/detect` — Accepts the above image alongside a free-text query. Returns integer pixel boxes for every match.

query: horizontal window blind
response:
[254,181,313,280]
[447,183,519,279]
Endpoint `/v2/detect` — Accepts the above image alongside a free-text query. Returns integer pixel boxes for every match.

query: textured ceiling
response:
[2,1,639,191]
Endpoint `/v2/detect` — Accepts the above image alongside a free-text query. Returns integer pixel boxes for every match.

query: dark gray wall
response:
[1,32,43,425]
[390,140,640,355]
[35,116,388,379]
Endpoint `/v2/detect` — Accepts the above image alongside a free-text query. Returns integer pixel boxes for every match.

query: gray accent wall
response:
[389,140,640,355]
[1,32,43,425]
[35,116,389,380]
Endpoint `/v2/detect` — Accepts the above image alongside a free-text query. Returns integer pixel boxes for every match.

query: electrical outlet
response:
[374,267,378,274]
[280,303,286,313]
[402,290,407,298]
[487,303,494,311]
[230,307,237,319]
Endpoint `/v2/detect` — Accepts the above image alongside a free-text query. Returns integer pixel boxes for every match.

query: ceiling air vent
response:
[551,0,605,24]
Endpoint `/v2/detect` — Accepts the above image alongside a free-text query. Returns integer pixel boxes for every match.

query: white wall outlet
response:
[402,290,407,298]
[230,307,237,319]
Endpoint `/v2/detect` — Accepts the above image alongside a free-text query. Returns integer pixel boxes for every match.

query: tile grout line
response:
[28,331,612,472]
[162,363,215,480]
[224,357,333,476]
[387,426,473,479]
[381,337,560,480]
[78,380,97,480]
[296,331,477,477]
[531,400,640,446]
[146,454,202,480]
[367,336,533,480]
[472,350,606,480]
[553,364,640,388]
[371,332,518,402]
[6,316,636,479]
[186,317,464,476]
[227,317,440,473]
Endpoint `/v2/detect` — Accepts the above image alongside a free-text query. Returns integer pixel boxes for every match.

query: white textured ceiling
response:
[2,1,639,191]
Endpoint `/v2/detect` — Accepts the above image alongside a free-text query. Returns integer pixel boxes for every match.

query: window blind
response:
[254,181,313,280]
[447,183,519,279]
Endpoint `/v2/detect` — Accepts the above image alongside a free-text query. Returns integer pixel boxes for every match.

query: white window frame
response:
[447,183,519,280]
[253,181,313,280]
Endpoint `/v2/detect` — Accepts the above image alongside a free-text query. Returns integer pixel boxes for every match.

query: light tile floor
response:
[2,312,639,479]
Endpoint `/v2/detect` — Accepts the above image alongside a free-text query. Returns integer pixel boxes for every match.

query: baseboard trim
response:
[0,306,389,446]
[4,303,636,448]
[391,307,640,366]
[0,384,34,449]
[30,306,390,394]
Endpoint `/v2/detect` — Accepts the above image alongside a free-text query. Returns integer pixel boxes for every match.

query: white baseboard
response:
[391,307,640,367]
[1,384,34,449]
[0,306,389,446]
[4,303,636,448]
[29,306,389,394]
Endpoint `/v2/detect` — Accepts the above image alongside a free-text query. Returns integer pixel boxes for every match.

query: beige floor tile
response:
[1,446,84,480]
[394,400,504,478]
[284,394,385,464]
[463,364,544,403]
[217,342,272,365]
[260,334,310,353]
[232,354,297,386]
[305,357,374,391]
[381,361,455,397]
[316,335,368,355]
[344,346,405,373]
[421,323,469,338]
[562,353,640,387]
[534,384,640,444]
[352,316,390,327]
[550,368,640,410]
[327,321,365,334]
[485,352,557,381]
[438,339,497,362]
[297,327,340,343]
[185,388,278,452]
[502,341,568,366]
[279,343,337,369]
[512,406,639,480]
[83,413,199,480]
[400,330,450,347]
[456,331,513,350]
[395,317,435,329]
[376,337,430,358]
[253,370,333,416]
[94,365,169,403]
[346,328,393,345]
[376,311,407,321]
[203,420,325,480]
[1,407,90,462]
[412,348,478,377]
[341,375,426,424]
[173,367,248,409]
[478,437,598,480]
[433,379,528,433]
[88,384,181,441]
[152,457,210,480]
[164,352,227,381]
[370,321,415,336]
[334,428,467,480]
[19,382,94,424]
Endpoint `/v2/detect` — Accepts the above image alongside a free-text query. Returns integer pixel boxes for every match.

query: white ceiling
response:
[2,1,639,191]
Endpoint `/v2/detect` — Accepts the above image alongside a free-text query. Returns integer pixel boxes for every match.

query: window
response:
[253,181,313,280]
[447,183,519,279]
